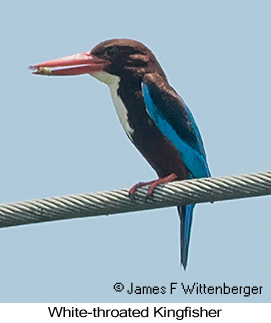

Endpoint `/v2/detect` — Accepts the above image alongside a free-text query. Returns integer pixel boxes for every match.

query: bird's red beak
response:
[29,51,107,76]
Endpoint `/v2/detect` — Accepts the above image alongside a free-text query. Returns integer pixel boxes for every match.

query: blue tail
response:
[177,204,195,270]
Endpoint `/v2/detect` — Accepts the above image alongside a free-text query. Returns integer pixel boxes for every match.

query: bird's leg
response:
[129,173,178,197]
[147,173,178,195]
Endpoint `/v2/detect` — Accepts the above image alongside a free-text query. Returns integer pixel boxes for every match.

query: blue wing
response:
[142,73,210,179]
[142,73,211,269]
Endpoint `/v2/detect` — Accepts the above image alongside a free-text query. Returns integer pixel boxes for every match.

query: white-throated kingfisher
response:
[30,38,211,270]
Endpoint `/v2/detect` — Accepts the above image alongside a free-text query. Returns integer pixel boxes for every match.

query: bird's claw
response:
[128,180,154,201]
[128,173,178,201]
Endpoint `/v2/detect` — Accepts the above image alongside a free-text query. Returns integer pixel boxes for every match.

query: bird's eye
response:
[107,46,120,58]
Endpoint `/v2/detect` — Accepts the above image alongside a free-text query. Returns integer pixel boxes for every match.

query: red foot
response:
[129,173,178,196]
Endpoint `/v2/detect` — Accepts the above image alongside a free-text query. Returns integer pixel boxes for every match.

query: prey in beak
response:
[29,51,107,76]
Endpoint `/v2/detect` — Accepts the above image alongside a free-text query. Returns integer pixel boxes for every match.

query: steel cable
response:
[0,171,270,229]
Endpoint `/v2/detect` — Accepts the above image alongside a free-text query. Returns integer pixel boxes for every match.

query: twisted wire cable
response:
[0,171,270,229]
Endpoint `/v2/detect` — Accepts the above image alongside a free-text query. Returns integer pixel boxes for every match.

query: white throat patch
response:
[91,71,134,140]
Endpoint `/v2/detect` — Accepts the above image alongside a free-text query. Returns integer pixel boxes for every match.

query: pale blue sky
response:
[0,0,270,302]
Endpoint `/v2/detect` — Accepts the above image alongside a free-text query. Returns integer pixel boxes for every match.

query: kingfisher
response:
[30,38,211,269]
